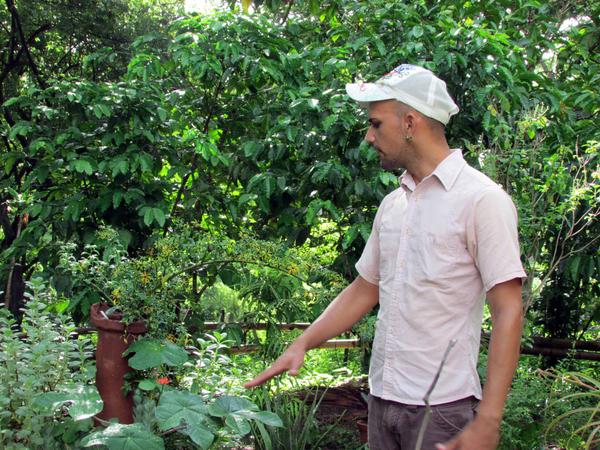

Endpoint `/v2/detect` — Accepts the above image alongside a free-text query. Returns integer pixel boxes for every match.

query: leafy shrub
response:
[500,360,552,449]
[500,358,600,450]
[544,370,600,449]
[0,279,97,449]
[54,226,345,341]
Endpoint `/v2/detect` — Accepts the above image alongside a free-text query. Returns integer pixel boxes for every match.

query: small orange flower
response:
[156,377,170,385]
[140,272,151,286]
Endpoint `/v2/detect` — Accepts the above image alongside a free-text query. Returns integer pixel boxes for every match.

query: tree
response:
[0,0,182,318]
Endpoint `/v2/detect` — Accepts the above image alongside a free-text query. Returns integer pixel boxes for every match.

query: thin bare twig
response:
[415,339,457,450]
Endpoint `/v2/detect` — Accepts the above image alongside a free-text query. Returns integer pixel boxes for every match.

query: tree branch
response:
[280,0,295,25]
[6,0,47,88]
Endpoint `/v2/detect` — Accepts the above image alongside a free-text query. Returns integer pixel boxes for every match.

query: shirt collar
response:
[400,171,417,192]
[399,149,466,192]
[432,149,466,191]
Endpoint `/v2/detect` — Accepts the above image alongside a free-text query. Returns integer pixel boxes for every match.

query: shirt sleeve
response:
[470,187,527,292]
[355,199,387,285]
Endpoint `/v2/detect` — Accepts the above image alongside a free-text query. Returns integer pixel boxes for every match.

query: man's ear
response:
[403,109,417,135]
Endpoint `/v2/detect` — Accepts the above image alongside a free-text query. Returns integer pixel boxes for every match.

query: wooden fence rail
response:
[71,322,600,361]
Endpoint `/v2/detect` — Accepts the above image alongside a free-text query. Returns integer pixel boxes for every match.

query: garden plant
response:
[0,0,598,448]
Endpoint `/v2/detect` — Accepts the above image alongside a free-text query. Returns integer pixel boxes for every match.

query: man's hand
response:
[244,276,378,389]
[435,415,500,450]
[244,343,306,388]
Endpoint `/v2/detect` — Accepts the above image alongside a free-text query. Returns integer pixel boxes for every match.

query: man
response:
[245,64,525,450]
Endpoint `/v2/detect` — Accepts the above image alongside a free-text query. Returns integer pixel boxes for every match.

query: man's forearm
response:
[478,279,523,424]
[293,275,379,352]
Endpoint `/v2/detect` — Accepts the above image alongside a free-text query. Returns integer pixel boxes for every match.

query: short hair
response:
[394,101,445,132]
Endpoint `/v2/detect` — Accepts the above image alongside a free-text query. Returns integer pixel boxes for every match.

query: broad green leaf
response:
[236,410,283,427]
[73,160,93,175]
[138,153,153,173]
[81,423,164,450]
[99,104,111,117]
[30,138,51,154]
[568,255,582,282]
[264,176,275,198]
[207,395,258,417]
[112,159,129,177]
[411,25,424,37]
[3,97,19,107]
[142,207,154,227]
[138,379,158,391]
[152,208,166,227]
[93,104,103,119]
[243,141,260,158]
[33,384,103,420]
[181,426,214,450]
[342,224,360,250]
[126,338,188,370]
[225,414,251,435]
[113,191,124,209]
[9,121,31,139]
[155,391,214,448]
[305,199,322,225]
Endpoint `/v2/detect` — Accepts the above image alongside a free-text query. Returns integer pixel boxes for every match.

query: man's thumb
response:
[288,359,303,376]
[436,438,458,450]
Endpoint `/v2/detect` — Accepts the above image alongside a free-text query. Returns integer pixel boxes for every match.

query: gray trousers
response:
[367,394,479,450]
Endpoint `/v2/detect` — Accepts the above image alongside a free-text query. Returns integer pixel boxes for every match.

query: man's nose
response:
[365,127,375,143]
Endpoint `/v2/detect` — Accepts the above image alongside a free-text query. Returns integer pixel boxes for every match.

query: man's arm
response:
[244,275,379,388]
[437,278,523,450]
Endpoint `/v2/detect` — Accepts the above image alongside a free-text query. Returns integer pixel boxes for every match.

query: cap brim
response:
[346,83,395,105]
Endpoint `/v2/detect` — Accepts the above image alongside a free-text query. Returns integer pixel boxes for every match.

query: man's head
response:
[345,64,459,126]
[346,65,458,173]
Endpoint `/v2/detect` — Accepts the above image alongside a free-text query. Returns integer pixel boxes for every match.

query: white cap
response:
[345,64,459,125]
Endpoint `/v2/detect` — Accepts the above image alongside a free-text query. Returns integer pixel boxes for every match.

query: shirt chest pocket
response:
[412,229,468,279]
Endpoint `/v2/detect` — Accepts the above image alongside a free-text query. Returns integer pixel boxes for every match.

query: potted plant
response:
[58,227,192,424]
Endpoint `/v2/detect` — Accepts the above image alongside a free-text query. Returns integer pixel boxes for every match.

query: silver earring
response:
[405,135,413,142]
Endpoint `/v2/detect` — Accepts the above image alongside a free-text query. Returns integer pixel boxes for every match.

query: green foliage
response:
[0,280,96,449]
[1,2,599,446]
[54,226,344,338]
[32,385,103,422]
[250,387,336,450]
[500,360,553,449]
[544,370,600,449]
[499,358,600,450]
[81,423,165,450]
[476,110,599,339]
[126,339,190,371]
[2,0,599,343]
[145,389,282,449]
[81,333,282,450]
[183,332,241,399]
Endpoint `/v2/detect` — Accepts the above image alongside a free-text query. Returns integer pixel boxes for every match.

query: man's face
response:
[365,100,408,171]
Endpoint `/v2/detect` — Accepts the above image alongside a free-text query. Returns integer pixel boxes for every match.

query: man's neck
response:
[407,143,452,184]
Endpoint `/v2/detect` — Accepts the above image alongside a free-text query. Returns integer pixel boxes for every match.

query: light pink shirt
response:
[356,149,526,405]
